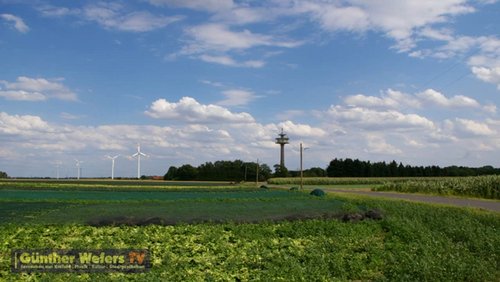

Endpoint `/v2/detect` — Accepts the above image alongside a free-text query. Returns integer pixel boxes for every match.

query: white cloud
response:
[199,54,265,68]
[83,2,181,32]
[364,135,402,155]
[416,89,481,108]
[37,5,80,17]
[0,90,46,101]
[145,97,255,123]
[450,118,496,137]
[344,88,492,112]
[344,89,420,109]
[0,76,77,101]
[278,120,327,138]
[60,112,84,120]
[0,112,52,135]
[217,89,257,107]
[291,0,474,52]
[184,23,300,53]
[1,14,29,33]
[308,5,370,32]
[148,0,234,12]
[212,6,273,25]
[177,23,301,67]
[327,105,435,131]
[471,66,500,90]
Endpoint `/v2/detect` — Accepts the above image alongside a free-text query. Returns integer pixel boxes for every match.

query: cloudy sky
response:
[1,0,499,178]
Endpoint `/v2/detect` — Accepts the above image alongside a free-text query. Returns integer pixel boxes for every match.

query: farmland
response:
[270,175,500,200]
[0,179,499,281]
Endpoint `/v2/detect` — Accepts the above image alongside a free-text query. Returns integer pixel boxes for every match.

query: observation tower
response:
[275,128,289,167]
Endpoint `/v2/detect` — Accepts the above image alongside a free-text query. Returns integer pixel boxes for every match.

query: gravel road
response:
[327,189,500,213]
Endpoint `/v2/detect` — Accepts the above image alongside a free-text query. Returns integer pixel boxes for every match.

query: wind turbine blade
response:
[132,153,139,157]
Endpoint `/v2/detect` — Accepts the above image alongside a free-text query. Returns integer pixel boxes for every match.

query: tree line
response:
[0,171,7,178]
[326,158,500,177]
[164,160,273,182]
[162,158,500,181]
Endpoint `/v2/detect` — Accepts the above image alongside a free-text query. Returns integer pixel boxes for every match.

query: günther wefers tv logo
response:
[11,249,150,273]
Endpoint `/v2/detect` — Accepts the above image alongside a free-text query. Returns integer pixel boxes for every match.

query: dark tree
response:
[304,167,326,177]
[326,158,500,177]
[273,164,289,177]
[163,160,274,181]
[164,166,178,180]
[176,164,198,180]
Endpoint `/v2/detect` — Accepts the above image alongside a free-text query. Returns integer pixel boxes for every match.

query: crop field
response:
[0,179,499,281]
[268,177,403,186]
[269,176,500,200]
[374,175,500,199]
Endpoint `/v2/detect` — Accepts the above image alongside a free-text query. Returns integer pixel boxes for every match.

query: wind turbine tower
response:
[75,159,83,180]
[106,155,120,180]
[132,144,147,179]
[55,161,62,179]
[275,128,289,168]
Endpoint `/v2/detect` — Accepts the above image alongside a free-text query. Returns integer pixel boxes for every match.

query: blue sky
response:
[1,0,499,178]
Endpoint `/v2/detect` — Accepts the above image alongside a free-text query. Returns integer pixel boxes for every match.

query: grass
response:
[1,179,233,186]
[0,180,498,281]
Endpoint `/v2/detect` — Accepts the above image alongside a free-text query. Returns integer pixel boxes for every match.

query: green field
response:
[0,190,348,226]
[0,179,499,281]
[269,176,500,199]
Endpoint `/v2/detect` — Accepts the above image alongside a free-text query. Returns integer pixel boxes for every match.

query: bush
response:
[310,189,326,197]
[289,187,299,191]
[260,185,269,189]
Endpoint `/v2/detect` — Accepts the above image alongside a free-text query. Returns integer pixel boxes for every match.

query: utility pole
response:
[244,164,247,182]
[300,143,303,190]
[300,143,309,190]
[256,159,259,187]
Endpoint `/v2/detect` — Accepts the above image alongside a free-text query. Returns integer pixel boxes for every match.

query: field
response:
[374,175,500,199]
[0,179,499,281]
[269,176,500,199]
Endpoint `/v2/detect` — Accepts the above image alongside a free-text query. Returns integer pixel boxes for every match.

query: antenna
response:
[75,159,83,180]
[106,155,120,180]
[131,144,147,179]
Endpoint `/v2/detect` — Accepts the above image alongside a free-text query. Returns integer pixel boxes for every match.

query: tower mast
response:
[275,128,289,167]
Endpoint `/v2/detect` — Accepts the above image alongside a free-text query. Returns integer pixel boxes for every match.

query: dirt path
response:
[326,189,500,213]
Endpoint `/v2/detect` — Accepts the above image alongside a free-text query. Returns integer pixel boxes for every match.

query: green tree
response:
[259,164,272,181]
[304,167,326,177]
[273,164,289,177]
[164,166,178,180]
[0,171,8,178]
[176,164,198,180]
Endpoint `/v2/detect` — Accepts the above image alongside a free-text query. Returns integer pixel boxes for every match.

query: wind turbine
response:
[106,155,120,180]
[132,144,147,179]
[54,161,62,179]
[75,159,83,180]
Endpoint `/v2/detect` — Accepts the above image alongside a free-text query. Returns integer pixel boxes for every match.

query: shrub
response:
[310,189,325,197]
